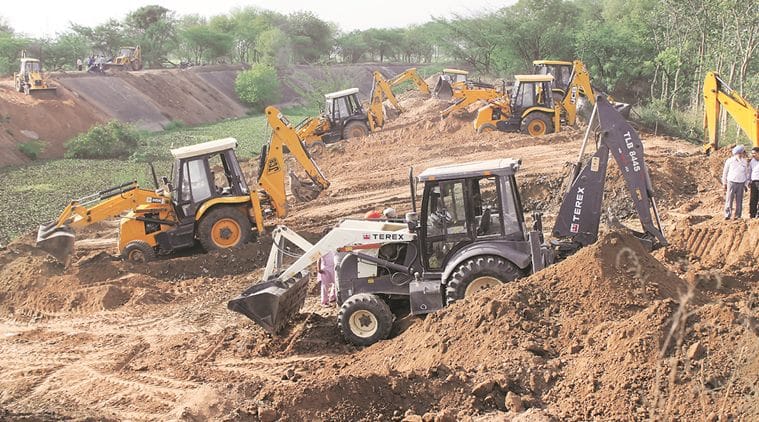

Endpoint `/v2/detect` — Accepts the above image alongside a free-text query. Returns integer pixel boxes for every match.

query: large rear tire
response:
[343,121,369,139]
[446,256,521,305]
[520,113,554,136]
[338,293,394,346]
[198,206,251,252]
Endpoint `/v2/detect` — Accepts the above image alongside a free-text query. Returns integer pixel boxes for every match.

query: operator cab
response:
[533,60,572,99]
[322,88,370,139]
[416,159,525,270]
[169,138,249,219]
[21,58,41,74]
[442,68,469,85]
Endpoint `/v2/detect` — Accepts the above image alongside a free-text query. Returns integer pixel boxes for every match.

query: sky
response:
[2,0,509,38]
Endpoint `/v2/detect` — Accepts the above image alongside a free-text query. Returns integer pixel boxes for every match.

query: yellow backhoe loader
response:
[36,107,329,265]
[104,46,143,71]
[13,57,57,97]
[293,88,373,157]
[474,60,630,135]
[702,71,758,154]
[472,74,561,136]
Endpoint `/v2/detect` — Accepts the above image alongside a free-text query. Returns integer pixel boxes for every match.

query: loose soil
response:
[0,83,756,421]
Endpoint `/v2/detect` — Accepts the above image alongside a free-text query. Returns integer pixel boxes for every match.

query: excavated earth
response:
[0,87,757,421]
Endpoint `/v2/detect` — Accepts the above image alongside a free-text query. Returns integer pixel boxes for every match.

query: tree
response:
[284,11,335,63]
[257,27,291,68]
[363,28,403,62]
[125,5,177,66]
[43,32,89,70]
[178,16,233,64]
[336,31,367,63]
[235,64,281,111]
[71,19,126,58]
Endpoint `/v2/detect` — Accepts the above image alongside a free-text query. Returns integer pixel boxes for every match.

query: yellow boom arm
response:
[48,181,169,230]
[387,68,430,95]
[260,106,331,218]
[442,87,501,118]
[703,71,759,153]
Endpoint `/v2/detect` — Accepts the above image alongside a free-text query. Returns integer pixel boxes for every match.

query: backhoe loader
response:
[293,88,373,157]
[14,57,57,97]
[474,61,630,135]
[702,71,758,154]
[472,74,561,136]
[229,97,667,345]
[36,106,329,265]
[103,46,143,71]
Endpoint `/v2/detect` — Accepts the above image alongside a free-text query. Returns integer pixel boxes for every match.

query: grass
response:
[0,106,316,245]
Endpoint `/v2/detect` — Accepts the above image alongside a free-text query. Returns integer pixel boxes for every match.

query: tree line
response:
[0,0,756,110]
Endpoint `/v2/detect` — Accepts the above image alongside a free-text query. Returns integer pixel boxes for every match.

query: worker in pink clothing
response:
[317,250,336,307]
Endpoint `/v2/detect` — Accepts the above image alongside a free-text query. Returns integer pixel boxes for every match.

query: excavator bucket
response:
[36,222,75,265]
[434,77,453,100]
[289,170,322,202]
[227,273,309,333]
[612,101,631,118]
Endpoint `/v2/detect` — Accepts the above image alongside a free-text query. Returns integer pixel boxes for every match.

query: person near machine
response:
[722,145,750,219]
[317,228,337,307]
[749,147,759,218]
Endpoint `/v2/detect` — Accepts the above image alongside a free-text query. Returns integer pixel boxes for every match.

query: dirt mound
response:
[665,217,759,269]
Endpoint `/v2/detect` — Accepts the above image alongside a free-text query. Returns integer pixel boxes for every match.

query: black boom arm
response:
[553,96,667,249]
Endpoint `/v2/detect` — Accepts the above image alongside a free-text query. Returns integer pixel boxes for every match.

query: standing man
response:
[317,250,336,307]
[722,145,749,219]
[76,58,82,71]
[749,147,759,218]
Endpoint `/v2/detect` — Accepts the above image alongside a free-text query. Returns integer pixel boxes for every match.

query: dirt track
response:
[0,90,757,421]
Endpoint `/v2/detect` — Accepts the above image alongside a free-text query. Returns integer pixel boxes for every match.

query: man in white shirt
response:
[722,145,749,219]
[749,147,759,218]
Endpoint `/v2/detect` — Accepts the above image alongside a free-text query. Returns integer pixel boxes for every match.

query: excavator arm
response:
[367,71,403,131]
[703,71,759,153]
[441,87,502,118]
[259,106,330,217]
[553,96,667,252]
[36,181,169,264]
[387,68,430,95]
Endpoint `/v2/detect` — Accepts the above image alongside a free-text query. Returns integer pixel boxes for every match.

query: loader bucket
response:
[36,223,75,265]
[227,273,309,334]
[29,87,57,99]
[612,101,631,119]
[289,170,322,202]
[434,78,453,100]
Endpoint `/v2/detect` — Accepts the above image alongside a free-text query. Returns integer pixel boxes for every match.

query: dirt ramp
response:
[58,75,170,131]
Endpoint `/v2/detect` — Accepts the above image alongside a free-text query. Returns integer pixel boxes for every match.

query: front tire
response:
[446,256,521,305]
[338,293,394,346]
[198,206,251,252]
[122,241,156,262]
[343,121,369,139]
[477,123,497,133]
[521,113,554,136]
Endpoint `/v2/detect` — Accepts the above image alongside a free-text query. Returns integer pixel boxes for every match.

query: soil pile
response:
[0,82,754,421]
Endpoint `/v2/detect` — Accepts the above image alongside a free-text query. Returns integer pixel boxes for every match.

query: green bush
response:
[635,100,702,143]
[64,120,142,159]
[163,120,186,131]
[235,64,281,112]
[18,140,46,160]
